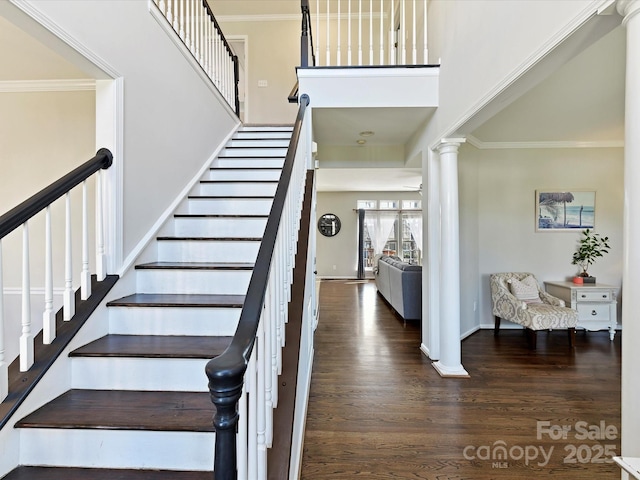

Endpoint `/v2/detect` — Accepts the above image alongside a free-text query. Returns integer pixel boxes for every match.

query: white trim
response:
[116,126,240,276]
[460,324,480,340]
[149,0,240,121]
[0,79,96,93]
[466,134,624,150]
[297,66,439,79]
[227,35,249,122]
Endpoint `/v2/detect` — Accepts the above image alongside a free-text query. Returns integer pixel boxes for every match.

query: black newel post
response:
[301,0,310,67]
[233,55,240,117]
[207,358,245,480]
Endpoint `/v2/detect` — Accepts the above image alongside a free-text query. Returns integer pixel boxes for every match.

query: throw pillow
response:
[508,276,542,304]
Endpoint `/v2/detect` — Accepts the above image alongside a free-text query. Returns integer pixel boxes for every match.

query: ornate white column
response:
[432,138,469,378]
[617,0,640,460]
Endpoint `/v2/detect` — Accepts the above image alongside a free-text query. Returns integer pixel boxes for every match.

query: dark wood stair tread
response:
[156,236,262,241]
[70,335,232,359]
[173,214,268,218]
[107,293,244,308]
[15,390,215,431]
[2,466,213,479]
[135,261,254,270]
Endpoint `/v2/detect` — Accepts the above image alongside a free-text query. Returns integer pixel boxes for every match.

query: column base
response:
[432,360,470,378]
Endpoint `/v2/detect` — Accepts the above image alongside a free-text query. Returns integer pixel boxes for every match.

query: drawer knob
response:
[581,294,586,298]
[592,310,597,316]
[602,295,607,298]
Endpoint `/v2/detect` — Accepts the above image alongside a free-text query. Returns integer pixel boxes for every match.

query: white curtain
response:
[406,215,423,258]
[365,212,396,255]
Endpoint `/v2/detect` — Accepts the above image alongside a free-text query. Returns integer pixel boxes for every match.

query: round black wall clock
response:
[318,213,341,237]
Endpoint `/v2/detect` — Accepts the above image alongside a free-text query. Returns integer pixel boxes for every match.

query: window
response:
[358,200,422,270]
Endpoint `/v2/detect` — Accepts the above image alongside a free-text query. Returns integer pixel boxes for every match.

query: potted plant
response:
[571,229,610,283]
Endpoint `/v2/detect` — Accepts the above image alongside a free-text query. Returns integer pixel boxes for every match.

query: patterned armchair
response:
[490,272,578,349]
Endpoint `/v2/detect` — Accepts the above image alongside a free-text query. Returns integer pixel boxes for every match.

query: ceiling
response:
[1,7,625,193]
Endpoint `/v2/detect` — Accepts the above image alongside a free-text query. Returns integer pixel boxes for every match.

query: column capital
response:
[617,0,640,25]
[435,137,466,153]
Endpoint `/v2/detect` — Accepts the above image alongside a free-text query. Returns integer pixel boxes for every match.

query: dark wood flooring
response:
[301,280,621,479]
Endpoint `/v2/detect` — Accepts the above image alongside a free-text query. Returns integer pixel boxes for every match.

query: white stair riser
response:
[235,131,291,140]
[108,307,240,336]
[19,429,214,470]
[136,269,251,295]
[195,182,277,197]
[71,357,210,391]
[186,198,273,215]
[221,147,287,157]
[215,157,284,168]
[228,139,290,148]
[157,240,259,263]
[240,126,292,132]
[205,169,281,181]
[174,217,267,237]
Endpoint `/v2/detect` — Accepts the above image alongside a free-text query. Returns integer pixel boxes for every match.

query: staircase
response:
[1,125,294,479]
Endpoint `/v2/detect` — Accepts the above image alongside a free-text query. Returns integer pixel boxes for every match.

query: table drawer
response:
[577,290,611,302]
[577,303,611,321]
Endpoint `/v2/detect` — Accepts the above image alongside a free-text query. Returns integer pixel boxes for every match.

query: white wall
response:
[316,190,422,278]
[16,0,240,263]
[461,145,624,329]
[216,17,300,124]
[411,0,616,151]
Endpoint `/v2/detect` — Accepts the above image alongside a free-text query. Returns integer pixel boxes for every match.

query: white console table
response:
[544,281,618,341]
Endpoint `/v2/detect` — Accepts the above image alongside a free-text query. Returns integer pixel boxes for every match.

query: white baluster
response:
[165,0,172,24]
[195,0,201,64]
[412,0,417,64]
[423,0,428,63]
[337,0,341,66]
[96,170,106,281]
[358,0,363,65]
[247,350,257,480]
[380,0,385,64]
[347,0,352,65]
[257,319,267,479]
[158,0,166,15]
[390,0,395,64]
[369,0,373,64]
[264,283,274,447]
[81,180,91,300]
[43,206,55,344]
[184,0,191,52]
[179,0,185,40]
[64,192,75,321]
[326,0,331,66]
[316,0,321,65]
[20,223,34,372]
[237,379,248,480]
[0,240,7,401]
[401,0,406,64]
[269,270,279,410]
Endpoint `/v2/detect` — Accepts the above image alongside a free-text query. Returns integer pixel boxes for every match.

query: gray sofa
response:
[374,255,422,320]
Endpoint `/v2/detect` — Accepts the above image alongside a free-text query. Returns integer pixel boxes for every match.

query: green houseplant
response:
[571,229,610,281]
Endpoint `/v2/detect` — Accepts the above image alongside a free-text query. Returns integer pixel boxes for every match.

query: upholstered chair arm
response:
[539,290,565,307]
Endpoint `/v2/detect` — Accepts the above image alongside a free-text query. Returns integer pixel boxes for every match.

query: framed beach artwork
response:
[535,190,596,231]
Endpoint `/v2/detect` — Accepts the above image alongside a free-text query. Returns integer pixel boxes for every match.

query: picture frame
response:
[535,190,596,231]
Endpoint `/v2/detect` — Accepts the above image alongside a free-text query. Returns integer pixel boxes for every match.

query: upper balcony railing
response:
[303,0,429,67]
[153,0,240,115]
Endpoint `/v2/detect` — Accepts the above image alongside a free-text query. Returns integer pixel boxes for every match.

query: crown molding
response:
[0,79,96,93]
[466,134,624,150]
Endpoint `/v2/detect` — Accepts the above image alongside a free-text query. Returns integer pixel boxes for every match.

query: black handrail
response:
[0,148,113,241]
[202,0,241,117]
[206,94,310,480]
[300,0,316,67]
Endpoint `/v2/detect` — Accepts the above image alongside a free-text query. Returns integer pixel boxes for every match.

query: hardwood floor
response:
[301,280,621,479]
